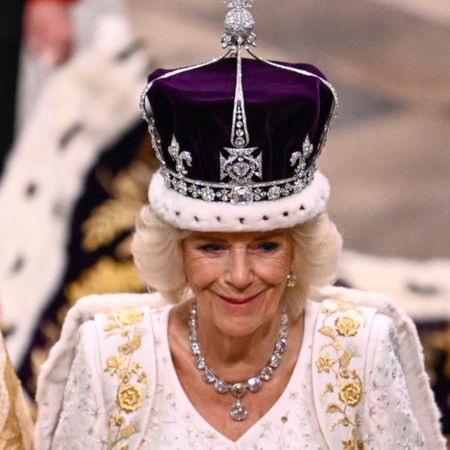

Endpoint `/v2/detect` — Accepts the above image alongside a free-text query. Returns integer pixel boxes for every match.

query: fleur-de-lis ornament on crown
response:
[168,136,192,176]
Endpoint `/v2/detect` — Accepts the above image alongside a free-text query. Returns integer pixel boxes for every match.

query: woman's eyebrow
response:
[193,236,228,243]
[253,233,283,242]
[192,233,284,244]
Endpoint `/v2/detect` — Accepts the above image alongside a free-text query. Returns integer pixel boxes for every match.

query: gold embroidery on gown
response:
[315,302,365,450]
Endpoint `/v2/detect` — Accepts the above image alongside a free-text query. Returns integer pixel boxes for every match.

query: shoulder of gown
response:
[34,292,169,450]
[309,286,447,450]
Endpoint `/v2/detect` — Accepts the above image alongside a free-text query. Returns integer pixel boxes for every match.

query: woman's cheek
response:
[255,252,292,285]
[185,254,221,289]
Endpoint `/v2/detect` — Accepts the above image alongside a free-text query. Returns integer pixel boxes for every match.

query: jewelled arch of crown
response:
[139,0,339,205]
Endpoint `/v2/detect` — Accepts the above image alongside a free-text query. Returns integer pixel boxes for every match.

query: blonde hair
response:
[131,206,342,319]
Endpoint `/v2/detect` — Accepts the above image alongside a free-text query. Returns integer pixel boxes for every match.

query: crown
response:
[139,1,339,231]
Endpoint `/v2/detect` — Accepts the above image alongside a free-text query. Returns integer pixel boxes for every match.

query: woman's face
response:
[182,230,293,337]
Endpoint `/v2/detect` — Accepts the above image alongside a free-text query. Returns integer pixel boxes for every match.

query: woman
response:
[35,2,446,449]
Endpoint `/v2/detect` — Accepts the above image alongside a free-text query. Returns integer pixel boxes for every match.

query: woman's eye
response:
[198,243,223,253]
[256,242,280,252]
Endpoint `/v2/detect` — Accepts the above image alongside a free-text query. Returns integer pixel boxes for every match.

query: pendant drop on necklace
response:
[230,398,248,421]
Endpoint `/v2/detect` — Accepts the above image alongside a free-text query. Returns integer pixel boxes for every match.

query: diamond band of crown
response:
[160,161,317,204]
[147,111,320,204]
[139,0,338,205]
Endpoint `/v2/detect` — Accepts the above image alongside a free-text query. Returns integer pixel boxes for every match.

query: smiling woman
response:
[132,206,342,320]
[130,206,344,440]
[34,1,446,448]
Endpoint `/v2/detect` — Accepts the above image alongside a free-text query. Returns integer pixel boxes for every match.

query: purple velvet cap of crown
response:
[146,58,334,185]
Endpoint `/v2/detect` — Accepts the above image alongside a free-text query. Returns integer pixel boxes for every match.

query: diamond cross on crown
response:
[220,147,262,183]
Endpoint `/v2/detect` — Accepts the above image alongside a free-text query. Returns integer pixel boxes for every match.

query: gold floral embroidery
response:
[118,310,144,325]
[119,335,142,354]
[119,424,136,439]
[112,415,125,426]
[106,355,126,375]
[342,439,364,450]
[318,326,336,338]
[316,301,366,450]
[103,309,148,450]
[316,355,337,373]
[335,316,360,337]
[339,381,362,406]
[117,384,143,413]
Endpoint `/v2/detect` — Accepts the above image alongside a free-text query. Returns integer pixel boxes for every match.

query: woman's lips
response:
[218,292,260,305]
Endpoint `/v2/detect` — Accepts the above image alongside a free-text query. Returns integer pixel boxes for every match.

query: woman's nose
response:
[225,249,253,289]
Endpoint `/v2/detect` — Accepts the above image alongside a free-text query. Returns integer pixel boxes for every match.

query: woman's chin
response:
[211,317,262,338]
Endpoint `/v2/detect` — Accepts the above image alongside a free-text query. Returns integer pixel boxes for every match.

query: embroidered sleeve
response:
[362,314,426,449]
[51,320,108,450]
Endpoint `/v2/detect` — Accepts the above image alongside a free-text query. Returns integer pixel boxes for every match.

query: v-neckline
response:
[160,302,315,446]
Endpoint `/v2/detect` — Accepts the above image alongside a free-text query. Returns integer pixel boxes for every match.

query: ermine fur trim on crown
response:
[149,170,330,231]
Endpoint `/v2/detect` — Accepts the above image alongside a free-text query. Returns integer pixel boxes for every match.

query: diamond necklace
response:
[188,301,289,421]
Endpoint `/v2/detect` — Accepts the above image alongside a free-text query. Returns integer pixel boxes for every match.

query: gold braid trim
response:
[315,302,366,450]
[103,310,149,450]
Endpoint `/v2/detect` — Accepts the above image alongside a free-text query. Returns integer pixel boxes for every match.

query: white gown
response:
[35,289,447,450]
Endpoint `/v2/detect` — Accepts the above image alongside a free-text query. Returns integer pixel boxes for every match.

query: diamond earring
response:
[286,273,297,288]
